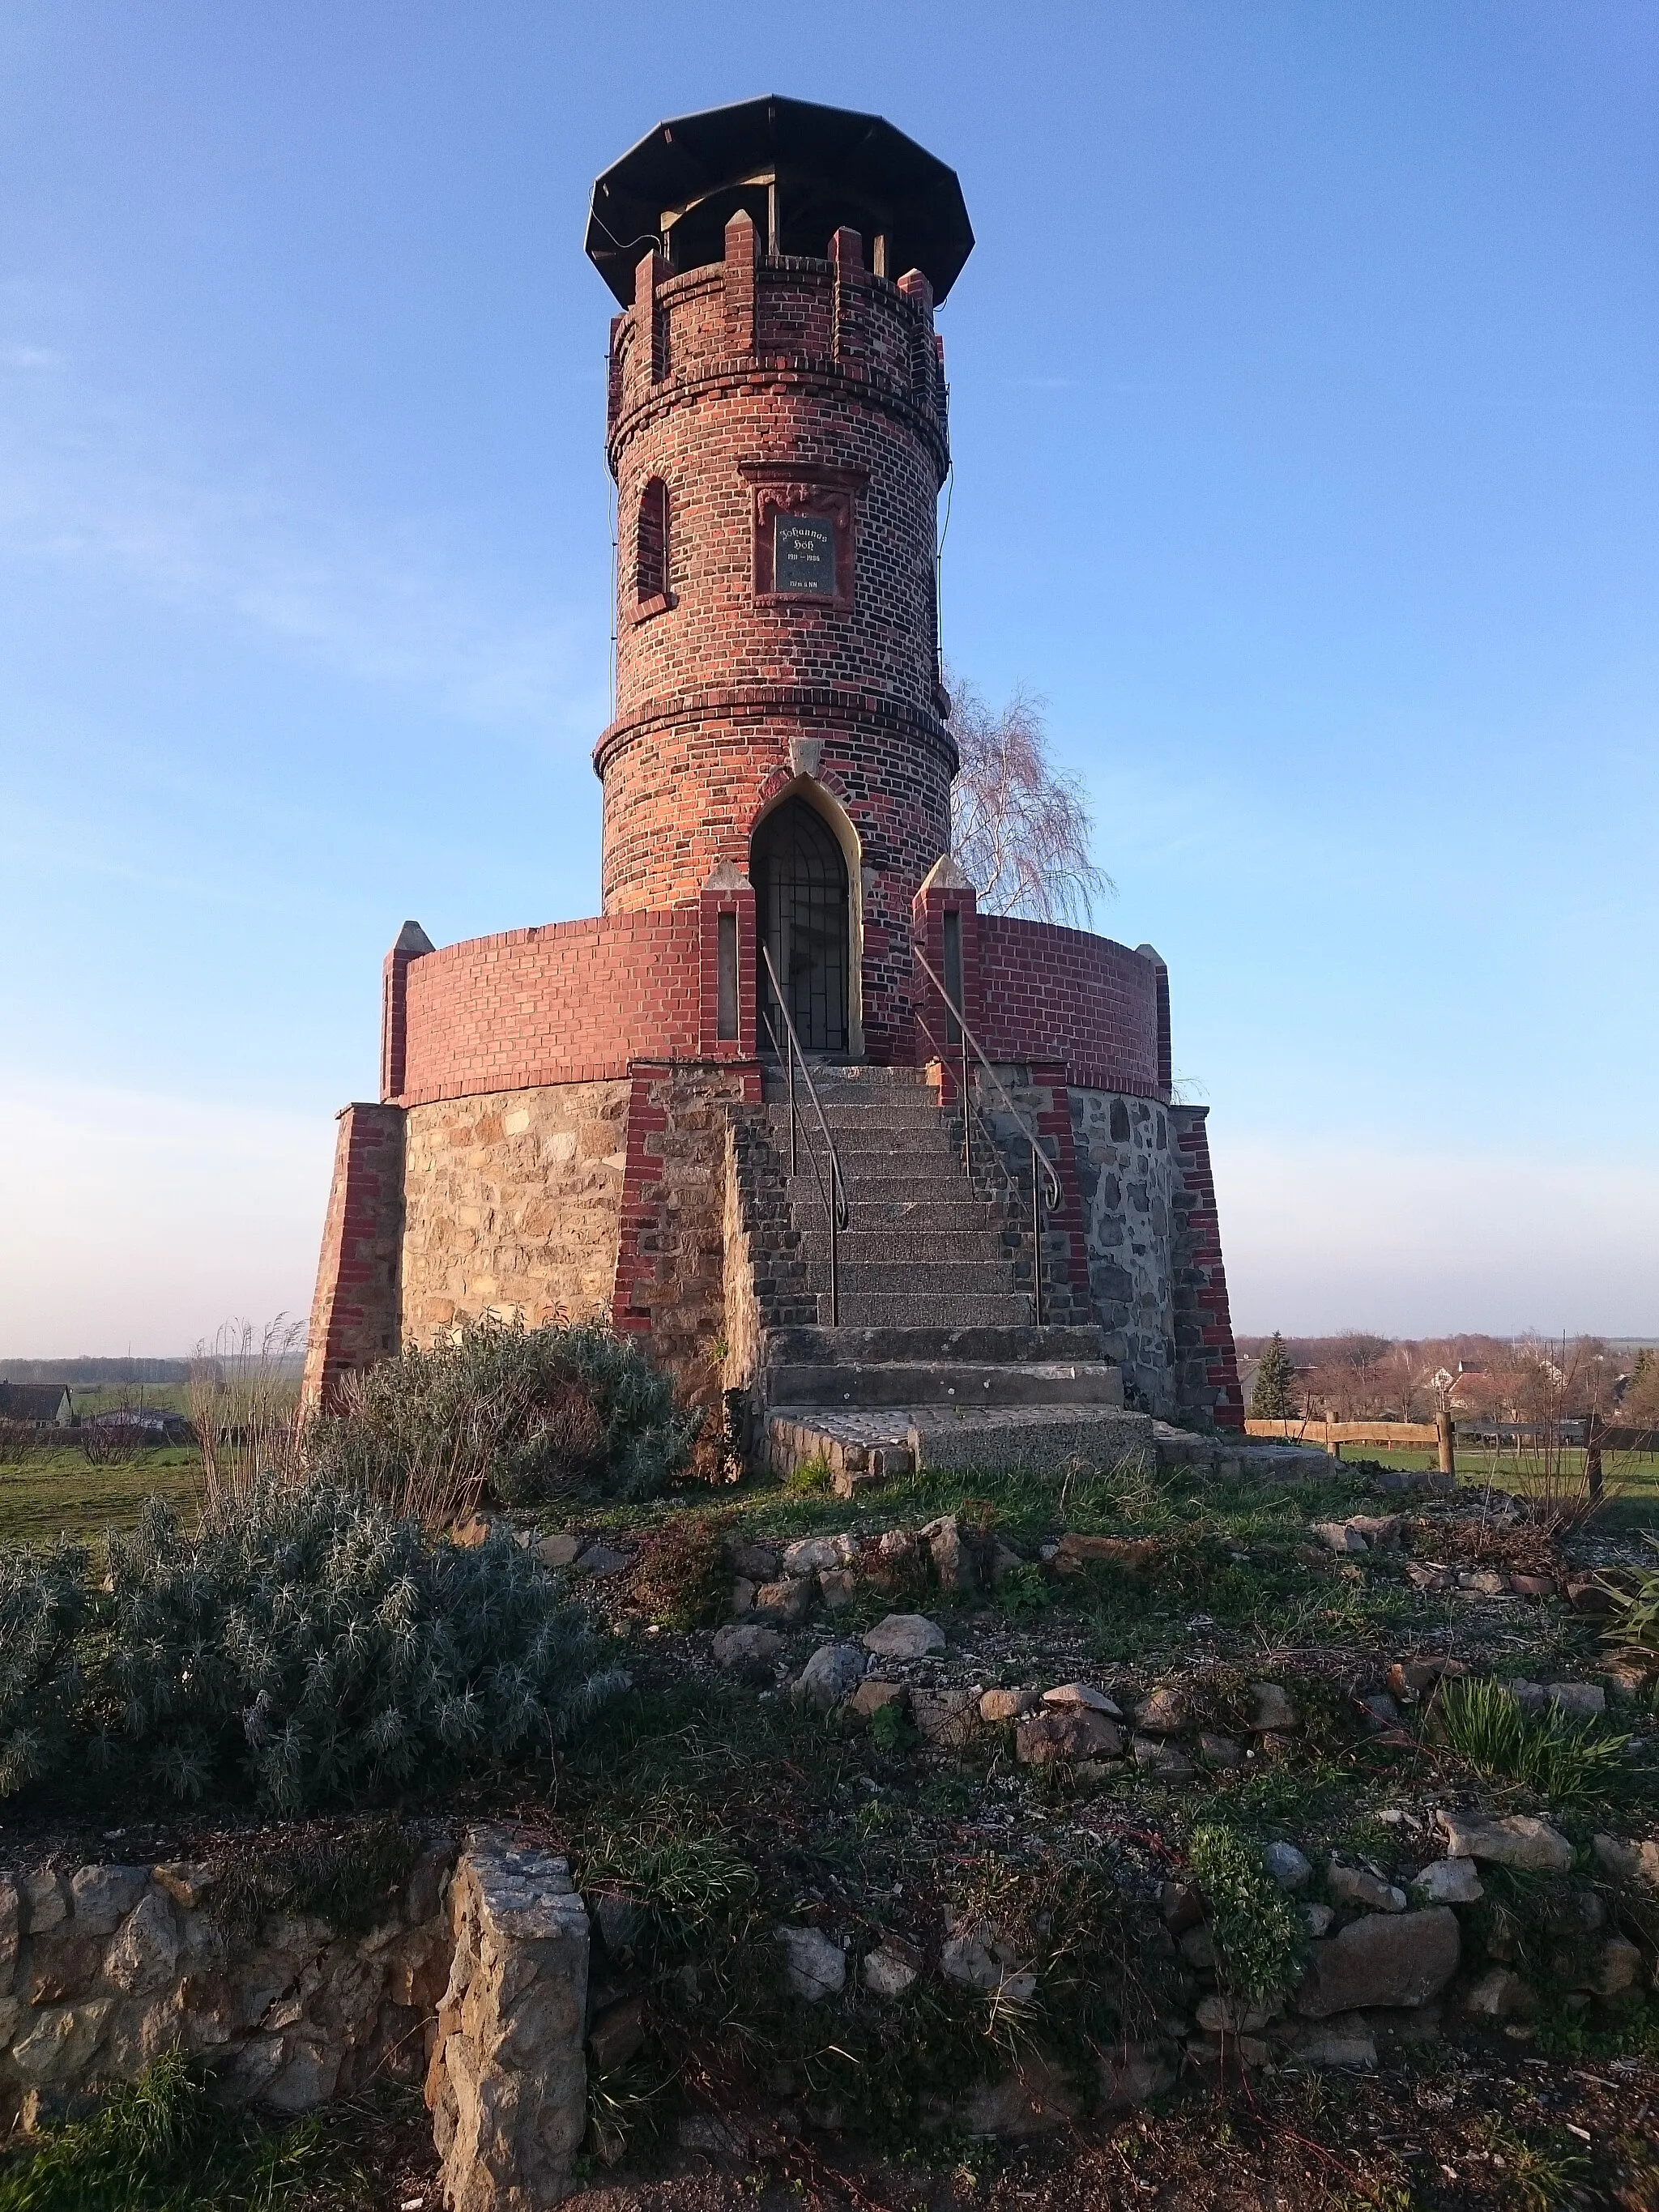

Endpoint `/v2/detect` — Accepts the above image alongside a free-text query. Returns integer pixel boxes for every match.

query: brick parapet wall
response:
[394,913,702,1106]
[301,1104,407,1412]
[1169,1104,1245,1430]
[975,917,1163,1099]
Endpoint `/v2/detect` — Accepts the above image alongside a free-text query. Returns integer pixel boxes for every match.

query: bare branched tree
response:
[946,669,1111,927]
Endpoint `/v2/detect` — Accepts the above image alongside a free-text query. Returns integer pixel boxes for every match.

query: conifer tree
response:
[1249,1332,1299,1421]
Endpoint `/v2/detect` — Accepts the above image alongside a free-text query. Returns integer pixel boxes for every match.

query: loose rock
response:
[1411,1859,1483,1905]
[1441,1813,1572,1873]
[1328,1863,1406,1913]
[776,1925,846,2002]
[849,1677,907,1720]
[535,1532,582,1569]
[1294,1908,1461,2018]
[1545,1681,1606,1721]
[979,1687,1039,1724]
[1593,1834,1659,1890]
[753,1578,814,1625]
[1247,1683,1300,1733]
[862,1613,945,1660]
[1016,1710,1124,1766]
[1197,1732,1244,1771]
[782,1536,853,1577]
[1132,1686,1188,1735]
[1043,1681,1123,1717]
[818,1569,857,1611]
[1463,1966,1534,2018]
[1262,1843,1312,1893]
[862,1940,920,1997]
[796,1643,866,1713]
[711,1622,783,1672]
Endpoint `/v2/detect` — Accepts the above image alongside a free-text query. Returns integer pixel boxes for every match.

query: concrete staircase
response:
[750,1066,1153,1487]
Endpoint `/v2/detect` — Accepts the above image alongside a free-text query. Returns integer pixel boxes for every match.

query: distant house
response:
[85,1406,195,1446]
[0,1383,75,1425]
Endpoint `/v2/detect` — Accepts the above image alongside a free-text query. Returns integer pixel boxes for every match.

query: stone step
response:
[770,1124,960,1163]
[804,1258,1015,1294]
[765,1402,1155,1485]
[761,1323,1107,1365]
[819,1291,1032,1328]
[764,1359,1125,1409]
[772,1092,945,1123]
[813,1230,1013,1268]
[790,1192,996,1234]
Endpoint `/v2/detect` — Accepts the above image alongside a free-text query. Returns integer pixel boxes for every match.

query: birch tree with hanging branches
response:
[946,670,1111,927]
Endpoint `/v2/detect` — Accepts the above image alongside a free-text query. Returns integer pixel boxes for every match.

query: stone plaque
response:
[774,511,837,595]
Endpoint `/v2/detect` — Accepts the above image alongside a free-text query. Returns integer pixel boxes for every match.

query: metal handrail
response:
[758,941,851,1328]
[911,943,1062,1328]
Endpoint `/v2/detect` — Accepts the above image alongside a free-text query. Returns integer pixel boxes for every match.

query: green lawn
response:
[0,1448,205,1548]
[1354,1443,1659,1535]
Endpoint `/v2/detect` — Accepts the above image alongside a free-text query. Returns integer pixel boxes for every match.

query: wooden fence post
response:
[1436,1411,1456,1481]
[1585,1411,1605,1506]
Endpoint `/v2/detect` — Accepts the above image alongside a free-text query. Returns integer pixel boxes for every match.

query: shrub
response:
[996,1563,1052,1619]
[0,1541,89,1796]
[310,1318,700,1519]
[1601,1538,1659,1661]
[1187,1821,1306,2005]
[104,1480,626,1813]
[631,1516,731,1630]
[1437,1676,1629,1805]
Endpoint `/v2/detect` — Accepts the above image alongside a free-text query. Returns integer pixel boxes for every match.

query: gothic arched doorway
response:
[753,795,851,1056]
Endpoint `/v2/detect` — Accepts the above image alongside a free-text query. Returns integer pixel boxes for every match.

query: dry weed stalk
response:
[188,1318,306,1512]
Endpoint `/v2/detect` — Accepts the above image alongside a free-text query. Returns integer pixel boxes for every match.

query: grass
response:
[0,1448,204,1547]
[1437,1675,1631,1805]
[0,2051,366,2211]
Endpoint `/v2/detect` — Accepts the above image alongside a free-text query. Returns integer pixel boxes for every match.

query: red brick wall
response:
[1170,1104,1245,1430]
[301,1104,406,1411]
[392,913,701,1105]
[976,916,1163,1098]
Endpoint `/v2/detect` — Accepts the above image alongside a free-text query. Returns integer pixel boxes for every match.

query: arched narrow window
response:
[635,478,668,606]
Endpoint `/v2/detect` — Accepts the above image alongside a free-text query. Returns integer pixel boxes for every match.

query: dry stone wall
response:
[0,1843,454,2132]
[399,1080,631,1342]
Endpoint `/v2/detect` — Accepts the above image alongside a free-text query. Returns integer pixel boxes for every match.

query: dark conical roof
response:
[586,94,974,308]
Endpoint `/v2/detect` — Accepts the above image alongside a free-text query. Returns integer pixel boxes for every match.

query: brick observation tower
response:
[304,96,1244,1462]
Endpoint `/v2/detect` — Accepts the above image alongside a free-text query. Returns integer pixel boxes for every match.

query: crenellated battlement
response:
[605,229,949,470]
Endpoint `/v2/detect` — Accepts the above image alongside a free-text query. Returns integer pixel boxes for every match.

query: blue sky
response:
[1,2,1654,1353]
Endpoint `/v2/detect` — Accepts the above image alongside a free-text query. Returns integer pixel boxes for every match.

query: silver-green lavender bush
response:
[105,1481,626,1812]
[0,1540,90,1795]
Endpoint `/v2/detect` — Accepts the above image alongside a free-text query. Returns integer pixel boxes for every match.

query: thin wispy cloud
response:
[0,358,604,736]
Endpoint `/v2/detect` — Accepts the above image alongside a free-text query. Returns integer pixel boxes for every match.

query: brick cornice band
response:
[592,684,957,779]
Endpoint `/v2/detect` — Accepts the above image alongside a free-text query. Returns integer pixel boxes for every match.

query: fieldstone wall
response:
[399,1080,632,1343]
[1068,1089,1177,1416]
[0,1843,454,2133]
[611,1063,761,1408]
